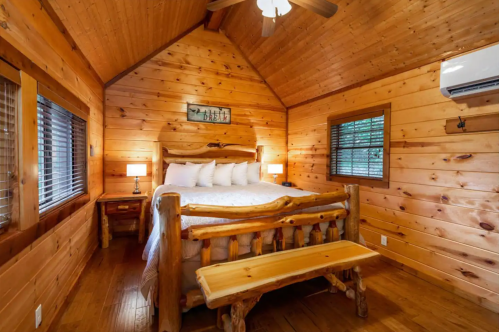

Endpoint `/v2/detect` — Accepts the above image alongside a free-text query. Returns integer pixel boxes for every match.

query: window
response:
[37,95,87,214]
[327,104,390,188]
[0,76,18,233]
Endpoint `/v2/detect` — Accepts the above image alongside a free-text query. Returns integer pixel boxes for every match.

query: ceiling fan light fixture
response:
[258,0,289,18]
[257,0,272,11]
[274,0,291,16]
[262,7,276,17]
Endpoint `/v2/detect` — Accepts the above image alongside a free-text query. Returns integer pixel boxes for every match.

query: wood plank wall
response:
[104,27,287,194]
[287,55,499,312]
[0,0,104,330]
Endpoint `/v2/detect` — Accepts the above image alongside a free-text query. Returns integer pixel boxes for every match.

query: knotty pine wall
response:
[0,0,104,331]
[288,58,499,312]
[104,27,287,194]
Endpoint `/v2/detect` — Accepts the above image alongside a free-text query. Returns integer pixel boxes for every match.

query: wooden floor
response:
[48,237,499,332]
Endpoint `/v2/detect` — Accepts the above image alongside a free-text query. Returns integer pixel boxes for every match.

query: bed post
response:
[344,184,360,243]
[256,145,264,163]
[152,142,163,192]
[158,193,182,332]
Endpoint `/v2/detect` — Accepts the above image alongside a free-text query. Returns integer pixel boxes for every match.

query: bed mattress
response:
[140,182,346,298]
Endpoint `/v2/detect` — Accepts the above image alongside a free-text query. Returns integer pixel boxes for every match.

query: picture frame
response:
[187,103,231,124]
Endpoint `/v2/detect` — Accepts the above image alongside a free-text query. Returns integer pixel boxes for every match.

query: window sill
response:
[39,193,90,229]
[327,175,389,189]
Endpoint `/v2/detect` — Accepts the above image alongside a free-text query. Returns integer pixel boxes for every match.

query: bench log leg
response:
[353,266,368,318]
[221,296,262,332]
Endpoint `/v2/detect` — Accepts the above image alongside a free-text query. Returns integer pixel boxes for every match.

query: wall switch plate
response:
[35,304,42,329]
[381,235,387,246]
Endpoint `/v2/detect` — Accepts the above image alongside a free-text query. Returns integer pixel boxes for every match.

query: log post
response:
[294,226,305,248]
[218,307,230,330]
[201,239,211,267]
[256,145,264,162]
[152,142,164,192]
[180,289,205,309]
[344,184,360,244]
[228,235,239,261]
[100,203,109,248]
[231,301,245,332]
[353,265,368,318]
[251,232,263,256]
[274,227,285,251]
[221,296,261,332]
[157,193,182,332]
[325,220,339,243]
[309,223,323,245]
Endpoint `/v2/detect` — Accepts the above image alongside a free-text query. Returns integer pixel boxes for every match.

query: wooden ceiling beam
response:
[39,0,104,87]
[205,8,230,31]
[105,20,204,88]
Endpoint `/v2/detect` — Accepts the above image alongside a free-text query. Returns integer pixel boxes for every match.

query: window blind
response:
[0,77,17,231]
[38,95,87,214]
[330,115,384,178]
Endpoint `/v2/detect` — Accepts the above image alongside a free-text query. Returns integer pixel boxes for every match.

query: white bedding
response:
[140,182,346,299]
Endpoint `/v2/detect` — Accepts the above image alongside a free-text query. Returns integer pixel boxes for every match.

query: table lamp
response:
[127,164,147,194]
[268,164,283,184]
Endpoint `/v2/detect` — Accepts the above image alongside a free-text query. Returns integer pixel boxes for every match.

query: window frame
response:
[326,103,391,189]
[0,60,21,233]
[37,84,89,220]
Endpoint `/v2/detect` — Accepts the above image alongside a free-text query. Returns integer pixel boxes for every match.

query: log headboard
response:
[152,142,264,191]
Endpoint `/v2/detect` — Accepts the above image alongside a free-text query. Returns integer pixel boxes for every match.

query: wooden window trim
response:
[0,58,21,86]
[326,103,391,189]
[38,83,89,121]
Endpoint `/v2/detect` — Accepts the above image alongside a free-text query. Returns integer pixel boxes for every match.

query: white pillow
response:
[247,162,261,184]
[186,161,215,187]
[164,163,202,187]
[232,162,248,186]
[213,163,235,186]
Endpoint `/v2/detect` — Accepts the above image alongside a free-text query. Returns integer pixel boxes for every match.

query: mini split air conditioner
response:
[440,44,499,99]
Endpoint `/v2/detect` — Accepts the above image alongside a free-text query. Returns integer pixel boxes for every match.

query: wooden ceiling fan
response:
[207,0,338,37]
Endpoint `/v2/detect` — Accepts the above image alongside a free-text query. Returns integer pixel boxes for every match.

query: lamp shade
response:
[127,164,147,177]
[268,164,283,174]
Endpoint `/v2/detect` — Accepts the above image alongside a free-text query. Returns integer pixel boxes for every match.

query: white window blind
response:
[330,115,384,178]
[0,77,16,232]
[38,95,87,214]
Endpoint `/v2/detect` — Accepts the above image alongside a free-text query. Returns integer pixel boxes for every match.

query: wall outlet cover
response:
[381,235,387,246]
[35,304,42,329]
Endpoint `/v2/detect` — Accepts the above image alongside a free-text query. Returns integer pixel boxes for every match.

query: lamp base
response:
[273,174,277,184]
[132,176,141,195]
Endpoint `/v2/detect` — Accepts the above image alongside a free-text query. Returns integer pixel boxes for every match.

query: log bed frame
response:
[151,142,361,332]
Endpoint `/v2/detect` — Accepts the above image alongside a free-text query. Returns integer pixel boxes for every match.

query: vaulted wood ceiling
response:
[223,0,499,106]
[47,0,499,106]
[47,0,209,83]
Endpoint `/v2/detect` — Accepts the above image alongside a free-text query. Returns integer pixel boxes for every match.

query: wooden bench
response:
[196,240,380,332]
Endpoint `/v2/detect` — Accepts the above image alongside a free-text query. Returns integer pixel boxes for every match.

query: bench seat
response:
[196,240,379,309]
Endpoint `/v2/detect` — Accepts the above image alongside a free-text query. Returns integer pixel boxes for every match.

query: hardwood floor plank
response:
[48,237,499,332]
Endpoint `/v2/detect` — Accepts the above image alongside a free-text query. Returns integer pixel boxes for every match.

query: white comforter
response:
[140,182,346,298]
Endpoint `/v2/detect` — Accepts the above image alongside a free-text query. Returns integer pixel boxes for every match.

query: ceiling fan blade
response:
[207,0,246,11]
[289,0,338,18]
[262,16,276,37]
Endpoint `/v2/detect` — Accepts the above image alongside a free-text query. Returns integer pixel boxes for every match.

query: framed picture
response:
[187,103,231,124]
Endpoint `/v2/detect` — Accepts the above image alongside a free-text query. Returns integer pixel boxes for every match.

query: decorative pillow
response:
[186,161,216,187]
[232,162,248,186]
[213,163,235,186]
[164,163,202,187]
[247,162,261,184]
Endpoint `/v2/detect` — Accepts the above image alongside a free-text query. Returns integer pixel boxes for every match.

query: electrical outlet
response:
[381,235,387,246]
[35,304,42,329]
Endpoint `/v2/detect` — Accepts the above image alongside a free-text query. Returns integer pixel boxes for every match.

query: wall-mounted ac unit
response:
[440,44,499,99]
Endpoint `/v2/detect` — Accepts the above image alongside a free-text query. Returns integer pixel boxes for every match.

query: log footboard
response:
[156,184,360,332]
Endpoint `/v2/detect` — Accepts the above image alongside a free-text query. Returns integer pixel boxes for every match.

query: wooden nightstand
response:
[97,193,148,248]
